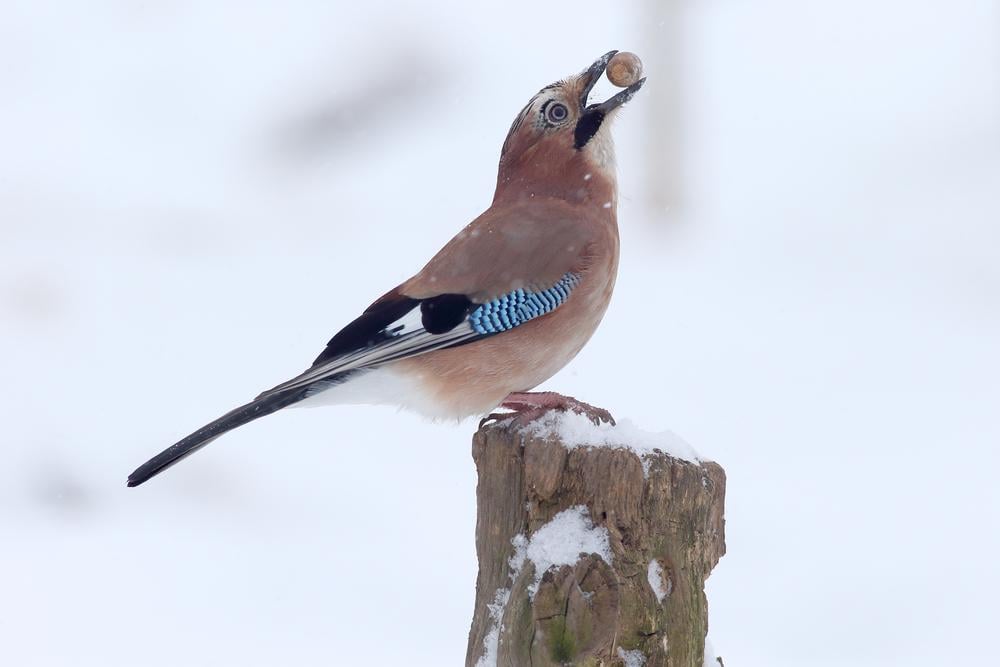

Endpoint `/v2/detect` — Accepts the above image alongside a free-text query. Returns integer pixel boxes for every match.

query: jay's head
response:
[495,51,645,203]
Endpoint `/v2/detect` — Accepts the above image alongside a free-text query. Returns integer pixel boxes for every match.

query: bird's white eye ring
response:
[545,102,569,124]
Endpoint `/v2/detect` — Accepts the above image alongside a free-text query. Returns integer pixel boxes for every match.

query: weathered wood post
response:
[466,411,725,667]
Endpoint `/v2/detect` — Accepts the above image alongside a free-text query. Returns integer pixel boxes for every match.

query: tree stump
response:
[465,412,726,667]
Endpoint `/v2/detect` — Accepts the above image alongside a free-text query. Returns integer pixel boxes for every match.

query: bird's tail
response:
[126,387,310,487]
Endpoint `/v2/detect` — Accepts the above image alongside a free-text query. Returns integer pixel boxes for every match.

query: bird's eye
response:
[545,102,569,124]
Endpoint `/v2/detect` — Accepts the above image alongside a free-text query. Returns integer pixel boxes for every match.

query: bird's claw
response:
[556,397,616,427]
[478,412,515,429]
[489,391,616,429]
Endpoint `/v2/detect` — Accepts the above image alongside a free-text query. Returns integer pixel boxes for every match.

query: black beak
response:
[574,51,646,149]
[578,51,618,109]
[577,51,646,113]
[588,77,646,114]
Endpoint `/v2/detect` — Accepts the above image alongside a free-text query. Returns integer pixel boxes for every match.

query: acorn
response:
[606,52,643,88]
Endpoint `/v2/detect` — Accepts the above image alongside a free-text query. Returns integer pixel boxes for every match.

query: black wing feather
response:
[420,294,475,334]
[313,292,419,366]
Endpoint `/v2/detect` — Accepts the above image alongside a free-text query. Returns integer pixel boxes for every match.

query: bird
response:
[127,51,645,488]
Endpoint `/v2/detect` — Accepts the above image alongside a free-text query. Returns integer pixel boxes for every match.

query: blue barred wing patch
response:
[468,273,581,335]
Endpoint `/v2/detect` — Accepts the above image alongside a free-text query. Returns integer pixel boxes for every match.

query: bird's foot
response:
[479,391,616,429]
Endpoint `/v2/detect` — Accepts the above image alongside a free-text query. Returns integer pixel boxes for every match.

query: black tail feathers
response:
[126,388,309,488]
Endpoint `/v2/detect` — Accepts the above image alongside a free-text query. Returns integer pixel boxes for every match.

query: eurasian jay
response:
[127,51,645,487]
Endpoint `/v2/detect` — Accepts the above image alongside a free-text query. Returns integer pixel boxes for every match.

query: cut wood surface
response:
[466,412,726,667]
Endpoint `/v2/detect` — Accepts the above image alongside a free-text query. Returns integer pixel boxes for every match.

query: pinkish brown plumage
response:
[127,51,645,487]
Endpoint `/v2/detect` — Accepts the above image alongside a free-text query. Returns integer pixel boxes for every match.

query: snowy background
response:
[2,1,998,665]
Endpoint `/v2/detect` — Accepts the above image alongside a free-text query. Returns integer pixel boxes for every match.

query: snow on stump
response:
[466,411,726,667]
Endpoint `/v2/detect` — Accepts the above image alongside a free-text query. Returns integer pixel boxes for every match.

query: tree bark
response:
[466,415,726,667]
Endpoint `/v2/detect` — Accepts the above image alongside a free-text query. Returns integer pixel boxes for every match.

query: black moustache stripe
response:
[574,110,605,150]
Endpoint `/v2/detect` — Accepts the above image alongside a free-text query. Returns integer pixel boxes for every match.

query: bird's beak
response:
[577,51,646,113]
[573,51,646,149]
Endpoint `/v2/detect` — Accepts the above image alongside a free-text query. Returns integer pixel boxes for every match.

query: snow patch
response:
[704,638,720,666]
[509,533,528,569]
[524,505,611,596]
[475,588,509,667]
[475,507,612,664]
[525,411,702,474]
[475,535,529,667]
[647,559,671,603]
[617,647,647,666]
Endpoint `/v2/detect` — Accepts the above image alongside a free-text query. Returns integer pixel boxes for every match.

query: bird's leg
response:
[494,391,616,427]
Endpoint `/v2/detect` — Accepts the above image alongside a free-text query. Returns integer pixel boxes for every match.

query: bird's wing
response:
[130,208,593,486]
[402,199,596,302]
[260,202,596,398]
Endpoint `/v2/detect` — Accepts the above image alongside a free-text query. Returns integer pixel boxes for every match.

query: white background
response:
[1,1,998,665]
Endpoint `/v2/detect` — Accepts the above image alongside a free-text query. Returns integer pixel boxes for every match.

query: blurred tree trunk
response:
[643,0,687,221]
[465,415,726,667]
